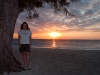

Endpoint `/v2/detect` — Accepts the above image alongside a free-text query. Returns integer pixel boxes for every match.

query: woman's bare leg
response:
[22,52,27,66]
[26,52,30,67]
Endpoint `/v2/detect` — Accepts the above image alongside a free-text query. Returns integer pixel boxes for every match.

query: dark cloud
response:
[15,0,100,33]
[84,10,94,16]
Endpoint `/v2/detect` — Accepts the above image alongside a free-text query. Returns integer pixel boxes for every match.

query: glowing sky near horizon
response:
[14,0,100,39]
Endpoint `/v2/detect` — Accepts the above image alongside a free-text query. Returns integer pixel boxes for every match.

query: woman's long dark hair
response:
[20,22,30,30]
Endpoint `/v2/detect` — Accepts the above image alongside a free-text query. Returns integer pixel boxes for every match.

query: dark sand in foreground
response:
[5,48,100,75]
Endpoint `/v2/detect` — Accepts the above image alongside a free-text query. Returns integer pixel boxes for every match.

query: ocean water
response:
[12,39,100,50]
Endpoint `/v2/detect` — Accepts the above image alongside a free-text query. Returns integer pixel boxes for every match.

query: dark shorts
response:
[19,44,30,52]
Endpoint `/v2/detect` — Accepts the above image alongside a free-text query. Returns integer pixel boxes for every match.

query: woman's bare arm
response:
[18,35,21,47]
[30,35,32,47]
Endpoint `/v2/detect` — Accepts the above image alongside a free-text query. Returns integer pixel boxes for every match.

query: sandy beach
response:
[5,47,100,75]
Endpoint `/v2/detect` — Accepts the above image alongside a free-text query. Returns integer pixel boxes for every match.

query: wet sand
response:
[5,47,100,75]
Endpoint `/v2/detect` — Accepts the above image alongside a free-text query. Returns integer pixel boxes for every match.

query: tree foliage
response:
[18,0,80,19]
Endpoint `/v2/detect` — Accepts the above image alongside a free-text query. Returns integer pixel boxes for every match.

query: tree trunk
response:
[0,0,24,74]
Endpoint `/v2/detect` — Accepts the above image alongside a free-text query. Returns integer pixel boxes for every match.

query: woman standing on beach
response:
[18,22,32,69]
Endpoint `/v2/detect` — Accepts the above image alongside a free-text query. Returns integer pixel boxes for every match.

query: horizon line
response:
[13,38,100,40]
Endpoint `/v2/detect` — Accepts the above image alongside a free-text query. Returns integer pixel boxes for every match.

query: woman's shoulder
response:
[27,30,32,34]
[18,30,24,33]
[18,30,22,34]
[27,30,31,32]
[18,30,22,32]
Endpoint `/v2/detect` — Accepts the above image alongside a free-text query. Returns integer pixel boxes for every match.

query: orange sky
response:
[13,31,100,40]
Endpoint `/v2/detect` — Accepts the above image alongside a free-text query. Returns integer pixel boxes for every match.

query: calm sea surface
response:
[12,39,100,50]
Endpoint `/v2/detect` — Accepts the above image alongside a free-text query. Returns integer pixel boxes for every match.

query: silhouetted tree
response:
[0,0,79,74]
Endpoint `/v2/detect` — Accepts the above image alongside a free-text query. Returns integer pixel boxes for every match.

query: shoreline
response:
[12,46,100,51]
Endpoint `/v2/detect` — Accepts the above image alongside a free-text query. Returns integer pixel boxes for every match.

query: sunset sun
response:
[49,32,61,38]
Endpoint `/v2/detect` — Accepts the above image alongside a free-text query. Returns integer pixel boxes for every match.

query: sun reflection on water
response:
[52,39,56,48]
